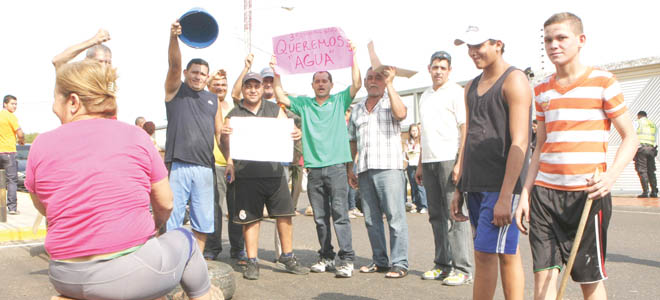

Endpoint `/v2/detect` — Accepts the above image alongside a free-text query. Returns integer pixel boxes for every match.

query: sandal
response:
[359,263,390,273]
[385,266,408,278]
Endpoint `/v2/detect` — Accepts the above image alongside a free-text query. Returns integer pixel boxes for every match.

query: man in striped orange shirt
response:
[515,12,638,300]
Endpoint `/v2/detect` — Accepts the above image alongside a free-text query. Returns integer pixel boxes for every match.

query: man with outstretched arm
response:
[347,66,410,278]
[52,29,112,69]
[163,20,223,254]
[271,42,361,278]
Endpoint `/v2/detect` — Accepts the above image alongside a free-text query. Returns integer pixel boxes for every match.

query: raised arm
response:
[271,56,291,108]
[349,42,362,99]
[165,21,182,102]
[383,66,406,121]
[492,70,532,227]
[231,54,254,102]
[52,29,110,69]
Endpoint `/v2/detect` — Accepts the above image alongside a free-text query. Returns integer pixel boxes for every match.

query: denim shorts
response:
[167,161,215,233]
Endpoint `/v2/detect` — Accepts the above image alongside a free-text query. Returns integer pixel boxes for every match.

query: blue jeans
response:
[358,169,409,269]
[307,164,355,261]
[406,165,427,210]
[422,161,474,276]
[0,153,18,211]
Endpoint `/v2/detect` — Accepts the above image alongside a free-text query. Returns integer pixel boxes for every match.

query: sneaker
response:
[350,209,364,217]
[243,259,260,280]
[422,268,449,280]
[277,255,310,275]
[310,257,336,273]
[335,261,354,278]
[349,213,356,219]
[638,193,650,198]
[418,208,428,214]
[304,206,314,216]
[442,271,472,286]
[409,209,417,214]
[7,210,19,215]
[651,192,658,198]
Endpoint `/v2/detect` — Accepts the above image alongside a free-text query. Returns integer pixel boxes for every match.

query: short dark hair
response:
[3,95,16,104]
[312,71,333,83]
[142,121,156,136]
[186,58,210,72]
[544,12,584,35]
[488,39,505,54]
[638,111,648,117]
[429,51,452,67]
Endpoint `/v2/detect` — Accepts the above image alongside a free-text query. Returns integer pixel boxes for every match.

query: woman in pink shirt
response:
[26,61,220,300]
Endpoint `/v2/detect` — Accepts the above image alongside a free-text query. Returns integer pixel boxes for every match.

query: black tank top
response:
[165,82,218,168]
[460,67,530,193]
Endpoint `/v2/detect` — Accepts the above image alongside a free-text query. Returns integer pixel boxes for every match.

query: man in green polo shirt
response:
[270,43,362,278]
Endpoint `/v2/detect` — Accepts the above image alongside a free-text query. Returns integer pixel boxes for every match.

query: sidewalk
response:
[1,192,658,243]
[0,192,46,243]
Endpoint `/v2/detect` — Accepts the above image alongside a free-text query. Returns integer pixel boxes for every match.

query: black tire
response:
[167,261,236,299]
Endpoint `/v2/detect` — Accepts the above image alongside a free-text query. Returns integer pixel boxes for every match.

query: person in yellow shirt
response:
[0,95,25,215]
[203,70,247,264]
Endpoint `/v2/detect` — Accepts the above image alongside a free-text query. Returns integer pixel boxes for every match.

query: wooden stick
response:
[556,168,601,300]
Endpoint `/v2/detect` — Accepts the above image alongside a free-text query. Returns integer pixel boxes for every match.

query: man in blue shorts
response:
[452,25,532,300]
[163,21,223,252]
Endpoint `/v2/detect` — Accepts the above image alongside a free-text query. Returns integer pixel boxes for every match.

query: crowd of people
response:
[1,10,652,300]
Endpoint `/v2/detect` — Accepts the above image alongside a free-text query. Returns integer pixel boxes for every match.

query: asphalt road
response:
[2,195,659,300]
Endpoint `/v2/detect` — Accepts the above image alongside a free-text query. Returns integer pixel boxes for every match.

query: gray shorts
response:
[49,228,210,300]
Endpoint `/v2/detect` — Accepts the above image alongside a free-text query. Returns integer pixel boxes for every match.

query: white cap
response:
[454,25,498,46]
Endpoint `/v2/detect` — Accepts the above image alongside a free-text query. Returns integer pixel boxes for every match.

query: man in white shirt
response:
[414,51,474,285]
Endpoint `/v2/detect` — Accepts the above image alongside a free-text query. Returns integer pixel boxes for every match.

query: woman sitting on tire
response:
[26,61,220,300]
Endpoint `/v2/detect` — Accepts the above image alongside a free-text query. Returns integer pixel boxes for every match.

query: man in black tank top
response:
[454,26,532,300]
[163,21,224,255]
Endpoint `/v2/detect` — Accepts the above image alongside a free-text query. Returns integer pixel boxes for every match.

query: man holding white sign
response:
[220,72,307,280]
[271,39,361,278]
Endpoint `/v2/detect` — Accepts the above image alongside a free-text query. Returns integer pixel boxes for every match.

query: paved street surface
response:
[1,192,659,299]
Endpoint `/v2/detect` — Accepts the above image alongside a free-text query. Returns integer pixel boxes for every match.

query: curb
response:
[0,228,47,243]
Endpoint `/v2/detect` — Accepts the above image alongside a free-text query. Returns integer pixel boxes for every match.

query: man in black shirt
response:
[221,72,308,280]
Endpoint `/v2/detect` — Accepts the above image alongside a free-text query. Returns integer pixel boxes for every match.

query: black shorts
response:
[229,176,294,224]
[529,185,611,283]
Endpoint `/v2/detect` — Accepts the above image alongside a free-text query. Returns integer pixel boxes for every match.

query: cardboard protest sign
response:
[367,41,417,78]
[272,27,353,75]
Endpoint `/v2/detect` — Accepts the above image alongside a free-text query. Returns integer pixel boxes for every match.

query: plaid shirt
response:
[348,95,403,174]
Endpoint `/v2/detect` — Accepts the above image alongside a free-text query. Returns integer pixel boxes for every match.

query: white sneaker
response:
[310,258,336,273]
[418,208,428,214]
[350,209,364,217]
[335,261,354,278]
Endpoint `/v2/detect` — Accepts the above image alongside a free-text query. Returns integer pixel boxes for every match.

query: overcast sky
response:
[2,0,658,133]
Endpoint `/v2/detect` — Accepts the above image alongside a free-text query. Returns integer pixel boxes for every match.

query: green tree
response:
[24,132,39,144]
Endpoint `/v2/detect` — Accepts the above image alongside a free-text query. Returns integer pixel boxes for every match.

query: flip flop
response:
[385,266,408,279]
[359,263,390,273]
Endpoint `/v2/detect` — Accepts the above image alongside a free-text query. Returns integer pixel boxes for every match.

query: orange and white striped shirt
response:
[534,67,627,191]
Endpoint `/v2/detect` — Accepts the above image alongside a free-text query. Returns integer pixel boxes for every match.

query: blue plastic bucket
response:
[179,8,219,49]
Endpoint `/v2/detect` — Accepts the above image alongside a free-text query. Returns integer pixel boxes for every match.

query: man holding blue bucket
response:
[164,20,223,254]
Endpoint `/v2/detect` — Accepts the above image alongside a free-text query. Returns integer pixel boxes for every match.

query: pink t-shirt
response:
[25,118,168,260]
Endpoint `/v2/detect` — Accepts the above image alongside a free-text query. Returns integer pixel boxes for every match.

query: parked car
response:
[17,144,30,191]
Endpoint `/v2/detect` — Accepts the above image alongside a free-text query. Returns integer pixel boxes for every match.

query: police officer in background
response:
[634,111,658,198]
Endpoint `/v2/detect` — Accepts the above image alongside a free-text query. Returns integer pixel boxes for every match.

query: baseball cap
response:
[242,72,263,84]
[260,67,274,78]
[429,51,452,65]
[454,25,498,46]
